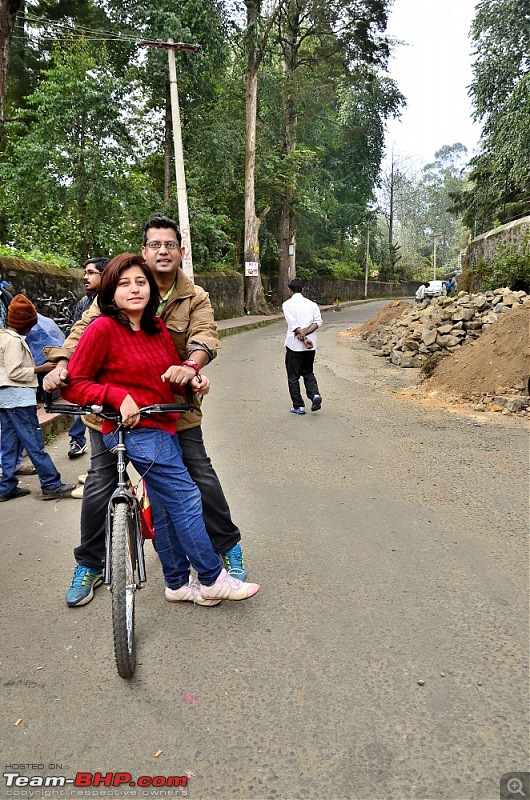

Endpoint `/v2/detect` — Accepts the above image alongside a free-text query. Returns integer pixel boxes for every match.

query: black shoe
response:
[42,483,76,501]
[311,394,322,412]
[0,487,31,502]
[68,441,87,459]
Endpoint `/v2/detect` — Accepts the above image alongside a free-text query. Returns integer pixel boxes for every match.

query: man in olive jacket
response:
[44,215,246,607]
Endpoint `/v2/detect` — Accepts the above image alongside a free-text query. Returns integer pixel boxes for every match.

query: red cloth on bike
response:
[62,316,185,434]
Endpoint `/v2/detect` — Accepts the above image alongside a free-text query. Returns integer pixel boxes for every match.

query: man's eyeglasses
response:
[145,241,179,250]
[84,270,101,276]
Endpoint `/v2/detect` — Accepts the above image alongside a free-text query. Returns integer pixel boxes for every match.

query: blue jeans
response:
[0,425,23,471]
[0,406,62,496]
[68,416,86,446]
[75,427,240,570]
[103,428,222,590]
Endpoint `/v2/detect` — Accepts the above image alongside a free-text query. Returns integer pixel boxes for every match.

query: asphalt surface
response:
[0,301,528,800]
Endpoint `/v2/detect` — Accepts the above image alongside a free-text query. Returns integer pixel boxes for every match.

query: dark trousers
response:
[285,347,320,408]
[68,415,87,446]
[75,426,241,570]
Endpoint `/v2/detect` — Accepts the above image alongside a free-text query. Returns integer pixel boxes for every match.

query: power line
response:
[18,13,140,45]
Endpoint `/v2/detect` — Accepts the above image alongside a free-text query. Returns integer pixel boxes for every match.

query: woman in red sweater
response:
[63,253,259,605]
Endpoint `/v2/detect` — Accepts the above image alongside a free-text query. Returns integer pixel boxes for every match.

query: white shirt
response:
[283,292,323,351]
[415,285,426,300]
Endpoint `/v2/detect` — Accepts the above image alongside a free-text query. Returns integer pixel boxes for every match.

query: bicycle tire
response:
[111,502,138,679]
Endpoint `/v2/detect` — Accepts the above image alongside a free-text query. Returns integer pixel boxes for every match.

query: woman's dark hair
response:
[98,253,161,334]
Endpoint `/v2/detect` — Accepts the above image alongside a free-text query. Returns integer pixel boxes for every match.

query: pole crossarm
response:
[139,40,202,53]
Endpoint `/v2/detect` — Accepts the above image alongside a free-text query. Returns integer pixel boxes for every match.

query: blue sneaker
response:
[290,407,306,415]
[311,394,322,412]
[65,564,104,607]
[220,543,247,581]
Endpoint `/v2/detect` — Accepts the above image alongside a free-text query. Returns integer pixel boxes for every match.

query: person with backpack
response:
[0,295,75,501]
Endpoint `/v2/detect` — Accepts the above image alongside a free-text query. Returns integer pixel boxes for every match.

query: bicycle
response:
[36,291,79,333]
[45,391,193,679]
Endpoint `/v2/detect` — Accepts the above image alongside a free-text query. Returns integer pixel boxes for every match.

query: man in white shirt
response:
[282,278,323,415]
[415,282,430,303]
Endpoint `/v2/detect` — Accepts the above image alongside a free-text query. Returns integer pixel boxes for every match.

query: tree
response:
[0,0,23,141]
[0,37,154,260]
[274,0,396,300]
[452,0,530,233]
[243,0,277,313]
[469,0,530,125]
[381,144,468,279]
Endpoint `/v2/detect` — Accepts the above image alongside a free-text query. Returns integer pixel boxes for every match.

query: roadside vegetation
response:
[0,0,527,306]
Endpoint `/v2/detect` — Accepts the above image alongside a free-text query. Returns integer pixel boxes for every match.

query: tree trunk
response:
[243,0,270,314]
[0,0,22,143]
[277,12,298,304]
[388,157,395,276]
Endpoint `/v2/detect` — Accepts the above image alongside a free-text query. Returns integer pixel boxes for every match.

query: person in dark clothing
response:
[0,280,13,329]
[67,257,109,460]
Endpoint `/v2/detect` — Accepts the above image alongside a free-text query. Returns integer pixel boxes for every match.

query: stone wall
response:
[194,272,244,319]
[0,254,417,321]
[467,215,530,267]
[300,278,418,305]
[0,256,85,313]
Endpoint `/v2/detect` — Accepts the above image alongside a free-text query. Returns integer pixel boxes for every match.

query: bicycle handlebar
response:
[44,385,195,418]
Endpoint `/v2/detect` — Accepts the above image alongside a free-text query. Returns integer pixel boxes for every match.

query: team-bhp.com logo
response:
[3,772,188,795]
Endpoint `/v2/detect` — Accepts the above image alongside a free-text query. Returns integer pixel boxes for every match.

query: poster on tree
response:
[245,262,259,276]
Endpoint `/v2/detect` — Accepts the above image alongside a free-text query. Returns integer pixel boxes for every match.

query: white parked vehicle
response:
[424,280,446,297]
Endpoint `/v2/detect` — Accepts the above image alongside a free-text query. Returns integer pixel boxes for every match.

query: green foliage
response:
[455,0,530,233]
[478,232,530,292]
[189,204,235,270]
[0,244,75,269]
[469,0,530,124]
[0,36,154,261]
[1,0,403,280]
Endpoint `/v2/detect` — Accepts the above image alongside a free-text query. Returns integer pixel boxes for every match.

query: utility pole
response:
[433,232,442,280]
[140,39,201,283]
[364,225,370,299]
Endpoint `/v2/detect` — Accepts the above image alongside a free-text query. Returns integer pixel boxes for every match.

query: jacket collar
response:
[167,268,195,301]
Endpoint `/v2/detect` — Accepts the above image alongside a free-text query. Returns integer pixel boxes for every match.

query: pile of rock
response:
[361,287,528,368]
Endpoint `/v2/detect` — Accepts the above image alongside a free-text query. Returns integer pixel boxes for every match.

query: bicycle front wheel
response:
[111,502,138,679]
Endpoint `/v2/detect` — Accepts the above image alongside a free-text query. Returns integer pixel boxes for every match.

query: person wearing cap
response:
[67,257,109,461]
[0,277,25,477]
[0,294,75,502]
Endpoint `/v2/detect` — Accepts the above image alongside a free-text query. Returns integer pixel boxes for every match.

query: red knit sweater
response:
[62,316,185,434]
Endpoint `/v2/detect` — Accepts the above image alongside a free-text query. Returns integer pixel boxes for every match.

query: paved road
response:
[1,302,528,800]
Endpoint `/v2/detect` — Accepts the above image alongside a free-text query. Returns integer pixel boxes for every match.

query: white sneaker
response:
[199,568,260,601]
[71,486,84,499]
[165,578,222,607]
[77,474,87,484]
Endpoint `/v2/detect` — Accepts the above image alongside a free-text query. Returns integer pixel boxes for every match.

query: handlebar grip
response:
[44,392,104,416]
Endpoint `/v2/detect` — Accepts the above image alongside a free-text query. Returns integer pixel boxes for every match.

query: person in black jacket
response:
[0,279,13,329]
[67,257,108,460]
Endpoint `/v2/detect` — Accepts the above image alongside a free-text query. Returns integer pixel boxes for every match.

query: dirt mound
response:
[350,300,412,336]
[424,300,529,399]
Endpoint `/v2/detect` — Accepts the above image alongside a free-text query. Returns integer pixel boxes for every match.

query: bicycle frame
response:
[104,426,147,587]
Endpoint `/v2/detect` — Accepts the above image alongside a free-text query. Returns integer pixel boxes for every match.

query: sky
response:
[383,0,482,169]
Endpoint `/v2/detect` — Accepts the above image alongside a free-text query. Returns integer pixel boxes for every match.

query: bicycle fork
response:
[103,432,147,587]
